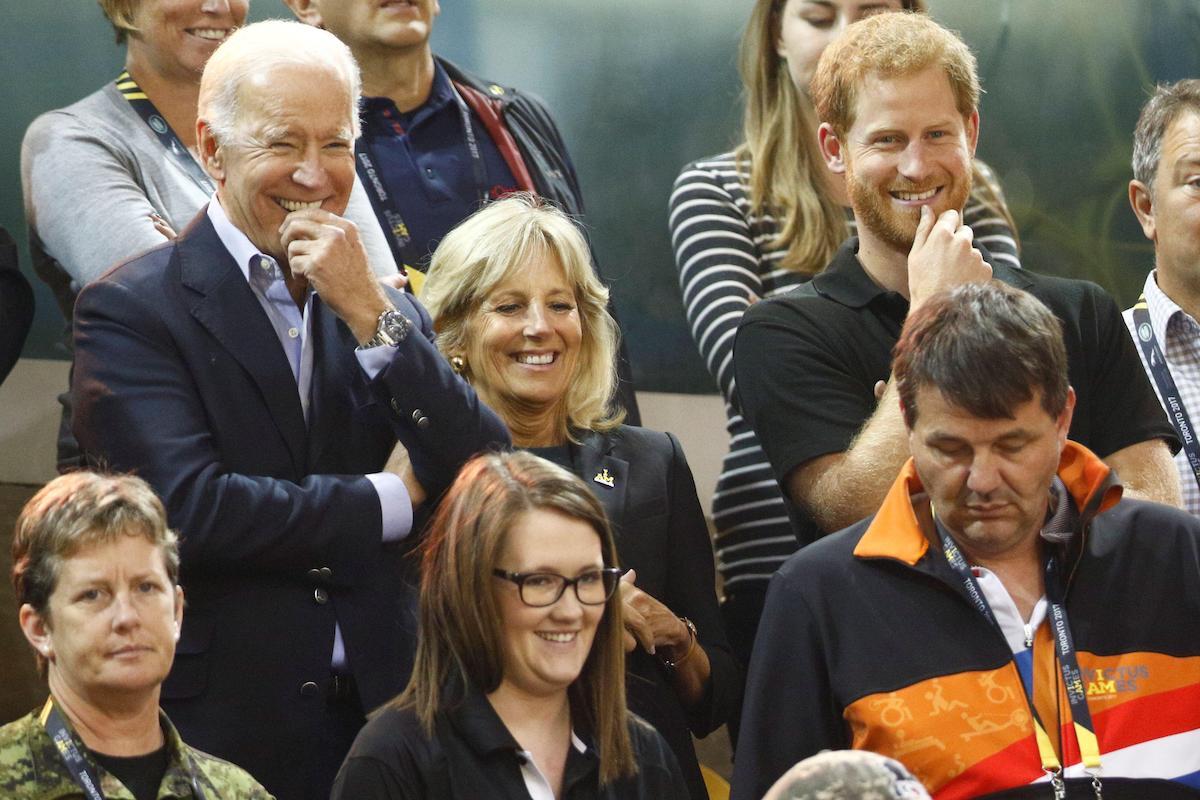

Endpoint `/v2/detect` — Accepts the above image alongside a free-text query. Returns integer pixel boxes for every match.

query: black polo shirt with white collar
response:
[733,237,1178,547]
[330,681,687,800]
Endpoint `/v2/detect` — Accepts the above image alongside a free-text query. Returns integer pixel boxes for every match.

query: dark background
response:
[4,1,1200,394]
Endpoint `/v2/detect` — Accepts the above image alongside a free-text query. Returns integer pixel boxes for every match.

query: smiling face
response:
[469,252,583,415]
[25,534,183,706]
[126,0,247,82]
[201,62,356,261]
[776,0,905,92]
[492,508,605,701]
[908,386,1073,564]
[299,0,440,54]
[827,65,977,253]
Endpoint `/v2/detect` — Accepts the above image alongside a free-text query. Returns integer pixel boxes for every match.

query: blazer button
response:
[412,408,430,429]
[299,681,320,697]
[314,588,329,605]
[390,398,402,415]
[320,567,333,580]
[307,568,322,582]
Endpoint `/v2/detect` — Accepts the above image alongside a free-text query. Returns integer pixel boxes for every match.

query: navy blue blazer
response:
[71,211,508,799]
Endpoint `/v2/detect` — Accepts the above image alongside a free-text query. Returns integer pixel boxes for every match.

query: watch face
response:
[380,310,410,344]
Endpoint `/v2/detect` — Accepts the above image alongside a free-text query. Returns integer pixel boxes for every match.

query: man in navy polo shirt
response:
[286,0,640,420]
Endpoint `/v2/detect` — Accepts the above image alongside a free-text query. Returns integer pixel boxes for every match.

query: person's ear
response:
[173,585,184,642]
[965,110,980,157]
[283,0,324,27]
[19,604,53,661]
[1057,387,1077,447]
[1129,179,1157,243]
[197,120,225,184]
[818,123,846,174]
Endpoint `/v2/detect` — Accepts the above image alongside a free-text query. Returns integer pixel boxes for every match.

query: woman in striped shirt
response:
[668,0,1019,666]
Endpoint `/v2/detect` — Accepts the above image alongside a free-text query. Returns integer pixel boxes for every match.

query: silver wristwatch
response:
[359,308,411,349]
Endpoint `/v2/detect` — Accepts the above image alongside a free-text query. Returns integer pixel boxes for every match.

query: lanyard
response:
[934,520,1103,798]
[355,81,489,292]
[40,697,208,800]
[1130,295,1200,494]
[115,71,214,195]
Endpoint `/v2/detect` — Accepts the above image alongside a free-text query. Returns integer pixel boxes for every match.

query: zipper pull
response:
[1024,622,1034,649]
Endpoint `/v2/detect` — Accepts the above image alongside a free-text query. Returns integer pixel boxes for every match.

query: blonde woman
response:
[420,194,741,800]
[667,0,1019,664]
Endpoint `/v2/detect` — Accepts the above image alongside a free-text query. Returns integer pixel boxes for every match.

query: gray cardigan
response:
[21,81,397,293]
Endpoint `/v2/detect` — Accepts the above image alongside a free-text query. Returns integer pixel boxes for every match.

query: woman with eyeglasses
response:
[417,194,741,800]
[331,451,687,799]
[668,0,1021,667]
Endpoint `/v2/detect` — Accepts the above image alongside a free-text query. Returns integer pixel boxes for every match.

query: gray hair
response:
[764,750,931,800]
[1132,79,1200,189]
[198,19,362,146]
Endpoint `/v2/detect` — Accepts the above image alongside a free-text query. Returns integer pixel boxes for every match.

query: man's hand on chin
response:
[907,205,992,311]
[280,209,390,342]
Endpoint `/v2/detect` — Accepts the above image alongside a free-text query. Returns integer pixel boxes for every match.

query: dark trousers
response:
[307,674,366,800]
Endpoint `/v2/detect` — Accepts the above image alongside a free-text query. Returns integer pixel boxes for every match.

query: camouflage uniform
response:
[0,703,274,799]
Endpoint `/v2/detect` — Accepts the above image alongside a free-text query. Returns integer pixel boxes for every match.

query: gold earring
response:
[450,355,466,374]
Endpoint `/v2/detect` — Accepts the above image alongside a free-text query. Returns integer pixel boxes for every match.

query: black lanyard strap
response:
[115,71,214,195]
[40,697,209,800]
[1131,296,1200,494]
[355,80,489,283]
[40,699,105,800]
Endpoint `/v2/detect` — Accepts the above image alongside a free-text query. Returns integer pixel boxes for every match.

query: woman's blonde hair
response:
[394,451,636,783]
[420,193,623,439]
[736,0,1015,273]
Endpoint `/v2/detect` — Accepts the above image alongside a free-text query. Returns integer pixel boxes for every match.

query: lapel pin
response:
[593,468,615,488]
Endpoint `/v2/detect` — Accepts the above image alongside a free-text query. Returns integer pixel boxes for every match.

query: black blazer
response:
[71,210,508,800]
[560,425,743,800]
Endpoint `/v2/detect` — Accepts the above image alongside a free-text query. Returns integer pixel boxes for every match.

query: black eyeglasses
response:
[492,567,623,607]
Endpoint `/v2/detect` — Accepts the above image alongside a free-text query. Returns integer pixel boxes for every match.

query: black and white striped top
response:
[668,151,1020,593]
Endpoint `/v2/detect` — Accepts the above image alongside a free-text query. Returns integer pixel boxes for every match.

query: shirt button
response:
[288,327,299,339]
[314,588,329,605]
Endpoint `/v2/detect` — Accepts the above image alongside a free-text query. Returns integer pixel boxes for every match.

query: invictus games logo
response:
[148,114,169,135]
[1082,665,1148,698]
[1138,322,1153,342]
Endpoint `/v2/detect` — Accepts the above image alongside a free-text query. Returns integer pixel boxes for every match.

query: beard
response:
[847,165,973,253]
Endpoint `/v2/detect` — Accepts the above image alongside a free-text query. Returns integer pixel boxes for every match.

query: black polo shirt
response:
[330,683,687,800]
[733,237,1179,547]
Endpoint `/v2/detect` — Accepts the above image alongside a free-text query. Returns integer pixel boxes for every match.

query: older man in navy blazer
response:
[69,20,508,800]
